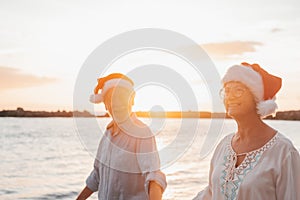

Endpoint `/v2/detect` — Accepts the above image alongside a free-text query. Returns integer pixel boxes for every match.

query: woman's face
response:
[104,87,135,123]
[221,81,257,118]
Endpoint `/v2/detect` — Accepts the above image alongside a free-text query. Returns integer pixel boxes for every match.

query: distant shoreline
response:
[1,107,300,120]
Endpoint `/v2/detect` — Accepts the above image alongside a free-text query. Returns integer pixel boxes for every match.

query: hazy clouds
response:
[201,41,263,60]
[0,66,58,91]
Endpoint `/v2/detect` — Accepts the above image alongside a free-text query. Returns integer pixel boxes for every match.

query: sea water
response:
[1,118,299,200]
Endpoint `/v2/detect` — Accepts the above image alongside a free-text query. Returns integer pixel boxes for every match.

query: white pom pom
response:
[89,94,103,104]
[257,99,278,117]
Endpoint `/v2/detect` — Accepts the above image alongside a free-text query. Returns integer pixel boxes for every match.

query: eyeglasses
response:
[219,86,246,99]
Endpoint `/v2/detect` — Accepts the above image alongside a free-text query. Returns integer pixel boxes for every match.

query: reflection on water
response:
[1,118,299,200]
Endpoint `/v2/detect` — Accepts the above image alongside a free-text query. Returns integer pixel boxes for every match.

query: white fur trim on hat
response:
[257,98,278,117]
[89,93,104,104]
[89,78,134,104]
[222,65,264,102]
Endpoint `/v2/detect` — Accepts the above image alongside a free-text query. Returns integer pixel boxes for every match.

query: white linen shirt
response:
[86,114,167,200]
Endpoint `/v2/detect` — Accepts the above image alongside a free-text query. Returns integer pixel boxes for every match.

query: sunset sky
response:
[0,0,299,113]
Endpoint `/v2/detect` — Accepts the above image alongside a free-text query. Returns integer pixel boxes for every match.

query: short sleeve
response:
[86,158,100,192]
[136,135,160,173]
[276,150,300,200]
[136,134,167,192]
[144,170,167,193]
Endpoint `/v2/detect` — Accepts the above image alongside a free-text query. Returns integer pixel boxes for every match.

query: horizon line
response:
[1,107,300,113]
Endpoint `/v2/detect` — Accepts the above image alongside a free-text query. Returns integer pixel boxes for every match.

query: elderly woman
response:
[193,63,300,200]
[77,73,166,200]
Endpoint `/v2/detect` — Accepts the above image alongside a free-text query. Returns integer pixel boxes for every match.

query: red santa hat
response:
[89,73,134,104]
[222,62,282,117]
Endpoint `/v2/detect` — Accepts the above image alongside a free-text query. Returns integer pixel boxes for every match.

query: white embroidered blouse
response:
[193,132,300,200]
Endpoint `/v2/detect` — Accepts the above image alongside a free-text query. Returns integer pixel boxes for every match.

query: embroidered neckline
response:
[228,132,279,172]
[220,132,279,199]
[229,131,279,159]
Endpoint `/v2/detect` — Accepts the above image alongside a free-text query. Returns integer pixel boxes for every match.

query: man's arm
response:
[76,186,94,200]
[149,181,163,200]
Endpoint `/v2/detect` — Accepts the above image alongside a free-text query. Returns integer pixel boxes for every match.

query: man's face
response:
[104,87,135,123]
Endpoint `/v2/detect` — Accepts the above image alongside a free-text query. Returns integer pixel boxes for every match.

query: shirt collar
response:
[106,113,138,137]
